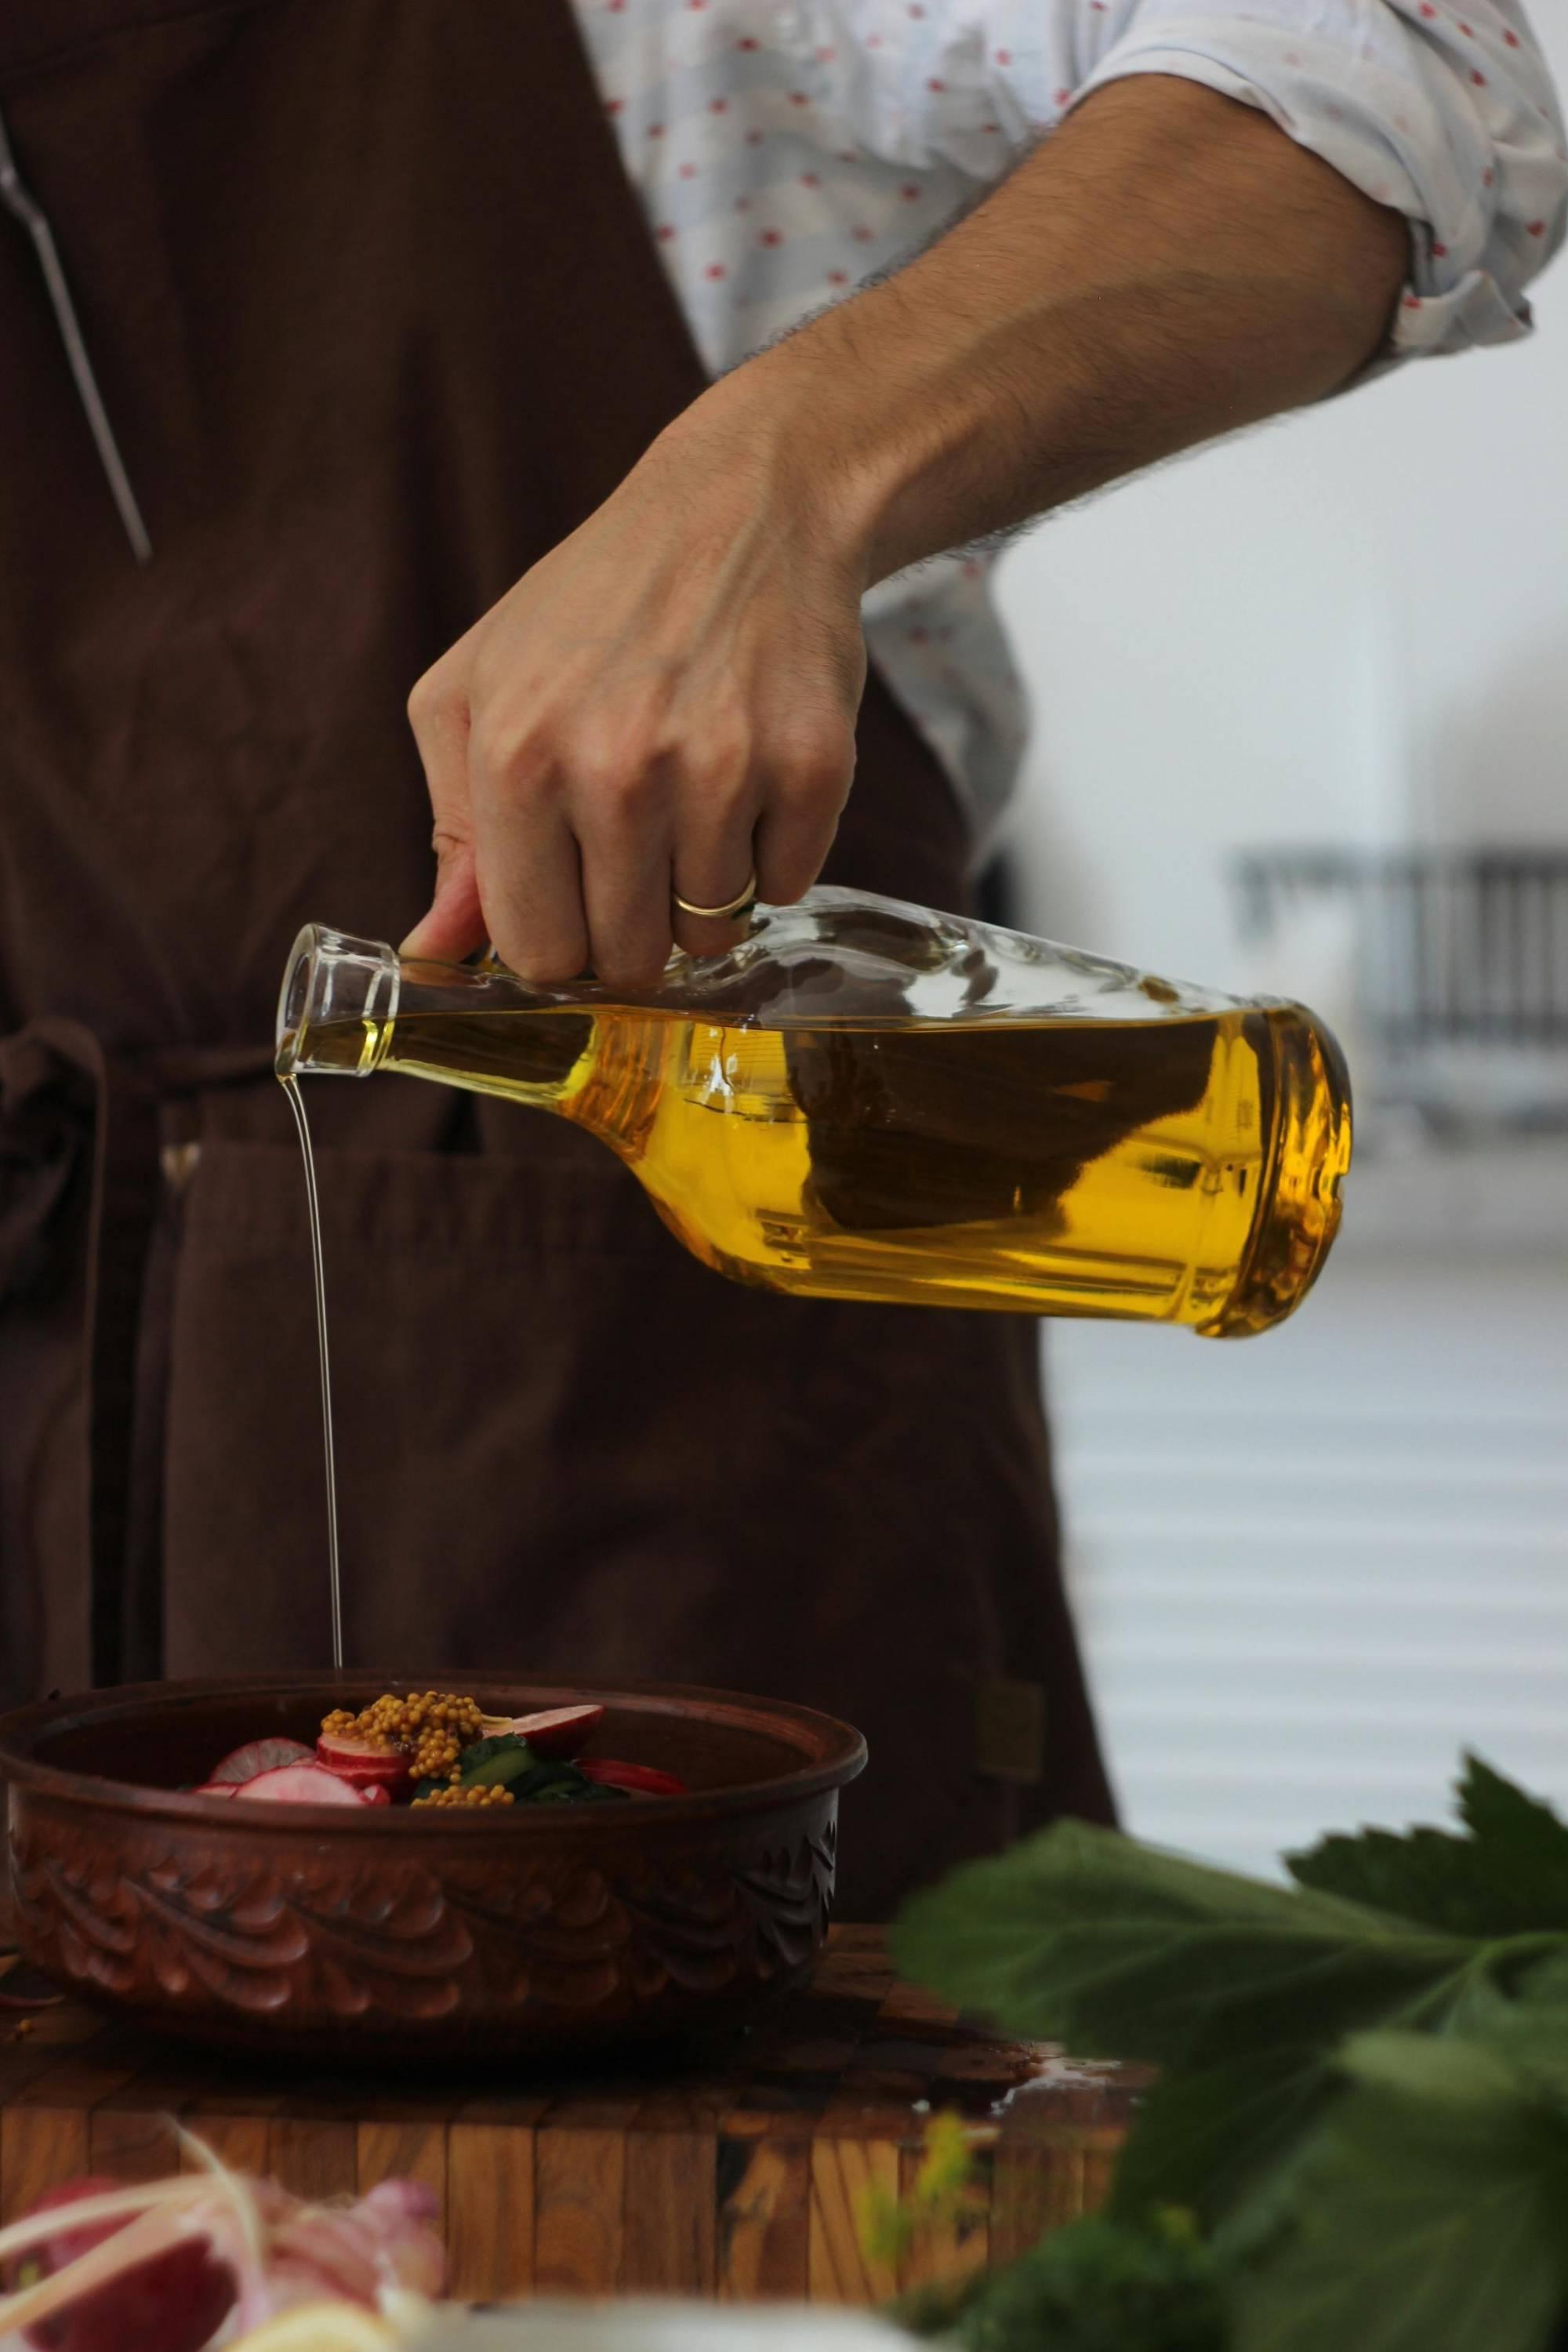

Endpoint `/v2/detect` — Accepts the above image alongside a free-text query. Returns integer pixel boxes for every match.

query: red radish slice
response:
[230,1762,373,1806]
[5,2176,237,2352]
[315,1730,412,1795]
[191,1783,241,1799]
[206,1736,314,1785]
[485,1704,605,1759]
[578,1757,688,1798]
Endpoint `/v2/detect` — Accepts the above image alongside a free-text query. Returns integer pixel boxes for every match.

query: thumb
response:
[400,833,487,962]
[402,656,487,961]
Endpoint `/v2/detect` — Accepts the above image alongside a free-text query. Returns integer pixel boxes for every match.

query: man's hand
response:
[402,74,1408,985]
[402,425,866,985]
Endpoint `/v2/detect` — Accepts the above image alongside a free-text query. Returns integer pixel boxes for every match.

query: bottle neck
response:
[277,929,592,1090]
[275,926,401,1079]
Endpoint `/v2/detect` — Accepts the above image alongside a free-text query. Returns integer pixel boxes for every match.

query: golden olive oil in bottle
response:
[277,889,1350,1337]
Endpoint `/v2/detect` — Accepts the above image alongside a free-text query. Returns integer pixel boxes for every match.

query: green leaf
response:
[455,1737,630,1802]
[1464,1951,1568,2106]
[891,1820,1475,2071]
[487,1755,629,1806]
[1286,1826,1545,1937]
[1339,2023,1530,2103]
[457,1733,538,1784]
[891,2273,991,2341]
[959,2214,1228,2352]
[515,1769,627,1805]
[1287,1755,1568,1937]
[1228,2031,1568,2352]
[1111,2046,1329,2227]
[1457,1755,1568,1890]
[459,1739,620,1804]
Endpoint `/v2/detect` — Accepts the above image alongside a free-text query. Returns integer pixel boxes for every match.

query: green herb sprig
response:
[412,1732,630,1806]
[891,1754,1568,2352]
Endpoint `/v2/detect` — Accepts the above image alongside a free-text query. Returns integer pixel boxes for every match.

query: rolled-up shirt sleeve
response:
[817,0,1566,361]
[1069,0,1566,357]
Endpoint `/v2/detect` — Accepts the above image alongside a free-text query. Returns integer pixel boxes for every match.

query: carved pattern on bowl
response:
[9,1807,837,2031]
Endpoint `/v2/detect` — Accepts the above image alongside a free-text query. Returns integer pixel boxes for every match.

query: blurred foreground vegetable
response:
[0,2145,442,2351]
[2,2176,234,2352]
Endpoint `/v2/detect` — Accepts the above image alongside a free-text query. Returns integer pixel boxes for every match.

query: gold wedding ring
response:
[673,870,759,922]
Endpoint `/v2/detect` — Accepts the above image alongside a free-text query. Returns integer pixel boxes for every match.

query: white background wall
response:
[988,3,1568,1876]
[1042,1255,1568,1882]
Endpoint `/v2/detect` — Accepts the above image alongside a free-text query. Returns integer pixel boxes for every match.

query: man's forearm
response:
[677,74,1410,585]
[403,70,1412,984]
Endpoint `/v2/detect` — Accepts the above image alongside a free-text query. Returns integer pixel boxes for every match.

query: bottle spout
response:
[275,925,401,1077]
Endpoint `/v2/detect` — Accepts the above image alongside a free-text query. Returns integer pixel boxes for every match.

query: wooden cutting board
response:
[0,1926,1142,2305]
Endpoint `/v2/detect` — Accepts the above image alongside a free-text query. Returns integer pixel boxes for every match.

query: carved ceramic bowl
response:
[0,1675,865,2062]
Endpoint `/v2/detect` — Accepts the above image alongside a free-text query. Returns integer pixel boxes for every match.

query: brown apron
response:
[0,0,1113,1916]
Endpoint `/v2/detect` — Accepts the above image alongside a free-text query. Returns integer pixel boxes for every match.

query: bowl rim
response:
[0,1671,868,1831]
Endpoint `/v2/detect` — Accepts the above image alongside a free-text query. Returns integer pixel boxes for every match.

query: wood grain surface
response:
[0,1926,1144,2303]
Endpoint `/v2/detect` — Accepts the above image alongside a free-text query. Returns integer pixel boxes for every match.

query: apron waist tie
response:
[2,1021,275,1686]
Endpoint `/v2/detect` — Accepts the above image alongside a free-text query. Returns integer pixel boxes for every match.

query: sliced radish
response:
[206,1737,314,1785]
[483,1704,605,1759]
[4,2176,237,2352]
[230,1762,374,1806]
[315,1730,412,1795]
[190,1783,241,1799]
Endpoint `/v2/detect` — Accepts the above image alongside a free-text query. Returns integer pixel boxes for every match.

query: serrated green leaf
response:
[1229,2034,1568,2352]
[1286,1757,1568,1939]
[1111,2046,1328,2228]
[892,1820,1475,2071]
[1285,1826,1553,1937]
[1457,1755,1568,1882]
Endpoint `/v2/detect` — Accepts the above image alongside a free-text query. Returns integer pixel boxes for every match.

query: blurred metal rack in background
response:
[1232,848,1568,1134]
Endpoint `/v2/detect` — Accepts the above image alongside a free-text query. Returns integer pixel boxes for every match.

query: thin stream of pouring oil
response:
[279,1071,344,1670]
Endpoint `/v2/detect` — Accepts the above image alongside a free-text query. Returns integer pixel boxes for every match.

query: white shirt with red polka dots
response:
[578,0,1566,844]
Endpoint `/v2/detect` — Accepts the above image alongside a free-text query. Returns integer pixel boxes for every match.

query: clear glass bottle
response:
[275,886,1351,1335]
